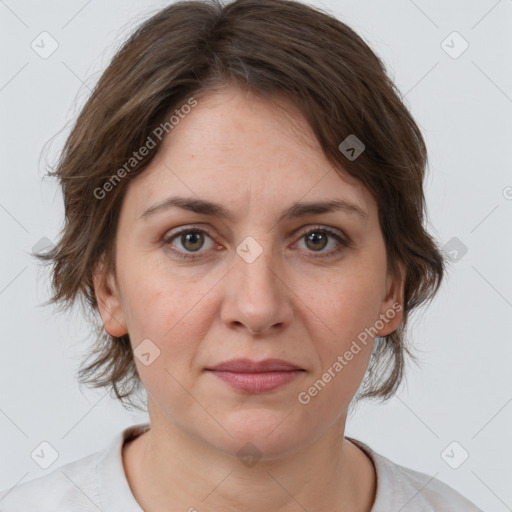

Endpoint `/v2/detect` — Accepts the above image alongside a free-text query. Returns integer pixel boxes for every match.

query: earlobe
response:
[92,258,128,337]
[376,264,405,337]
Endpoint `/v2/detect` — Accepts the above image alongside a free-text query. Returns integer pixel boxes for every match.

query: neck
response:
[123,412,376,512]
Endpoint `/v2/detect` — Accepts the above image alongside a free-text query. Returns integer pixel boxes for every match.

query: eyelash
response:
[162,225,351,261]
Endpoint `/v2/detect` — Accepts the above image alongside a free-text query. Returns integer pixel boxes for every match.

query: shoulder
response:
[347,437,484,512]
[0,423,149,512]
[0,451,101,512]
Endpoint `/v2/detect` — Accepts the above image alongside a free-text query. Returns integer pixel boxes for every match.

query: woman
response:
[0,0,484,510]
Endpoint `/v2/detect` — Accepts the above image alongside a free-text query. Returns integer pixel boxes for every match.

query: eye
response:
[294,226,351,258]
[163,227,217,260]
[162,225,351,261]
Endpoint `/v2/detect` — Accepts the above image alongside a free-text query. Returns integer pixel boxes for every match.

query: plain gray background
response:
[1,1,511,510]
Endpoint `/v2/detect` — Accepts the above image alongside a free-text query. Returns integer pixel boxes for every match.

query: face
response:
[94,85,404,459]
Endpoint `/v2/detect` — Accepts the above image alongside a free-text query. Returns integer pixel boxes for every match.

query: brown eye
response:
[163,228,216,260]
[296,227,351,258]
[304,231,329,251]
[180,231,205,252]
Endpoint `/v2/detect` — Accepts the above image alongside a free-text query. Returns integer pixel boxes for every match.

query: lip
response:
[206,358,303,372]
[205,358,305,393]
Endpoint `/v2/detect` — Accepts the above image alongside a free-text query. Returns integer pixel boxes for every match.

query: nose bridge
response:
[221,231,292,334]
[235,231,281,296]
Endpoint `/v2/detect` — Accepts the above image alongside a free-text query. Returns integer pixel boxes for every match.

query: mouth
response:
[206,357,304,373]
[205,358,306,393]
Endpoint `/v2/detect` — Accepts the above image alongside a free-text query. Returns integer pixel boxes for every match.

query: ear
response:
[376,263,405,337]
[92,256,128,337]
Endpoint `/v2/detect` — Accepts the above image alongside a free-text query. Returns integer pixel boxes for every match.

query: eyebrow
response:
[139,195,368,222]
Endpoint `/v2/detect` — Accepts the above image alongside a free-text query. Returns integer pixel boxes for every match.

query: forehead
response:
[123,86,375,223]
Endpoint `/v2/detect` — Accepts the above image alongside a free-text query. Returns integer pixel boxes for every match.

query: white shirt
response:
[0,423,484,511]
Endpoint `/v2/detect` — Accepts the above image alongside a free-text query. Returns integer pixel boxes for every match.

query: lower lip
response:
[207,370,304,393]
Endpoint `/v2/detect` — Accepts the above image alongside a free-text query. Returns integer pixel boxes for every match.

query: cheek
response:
[119,259,216,367]
[315,258,386,338]
[304,255,386,387]
[120,253,195,330]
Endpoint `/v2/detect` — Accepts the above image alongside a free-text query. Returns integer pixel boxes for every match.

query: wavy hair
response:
[36,0,445,410]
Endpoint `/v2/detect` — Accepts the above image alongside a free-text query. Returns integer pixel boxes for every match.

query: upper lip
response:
[206,358,304,373]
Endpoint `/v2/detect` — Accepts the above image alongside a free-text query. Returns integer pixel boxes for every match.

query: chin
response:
[202,410,309,461]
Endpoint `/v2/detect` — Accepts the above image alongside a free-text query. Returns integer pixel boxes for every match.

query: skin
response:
[94,84,405,512]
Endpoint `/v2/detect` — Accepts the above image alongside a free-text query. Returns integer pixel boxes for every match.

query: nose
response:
[220,240,293,337]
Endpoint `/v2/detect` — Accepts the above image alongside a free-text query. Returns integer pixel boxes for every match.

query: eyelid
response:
[295,224,350,243]
[163,223,349,241]
[161,225,218,256]
[292,225,353,257]
[162,223,352,260]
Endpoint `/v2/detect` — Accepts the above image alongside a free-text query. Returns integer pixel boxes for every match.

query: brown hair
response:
[37,0,445,411]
